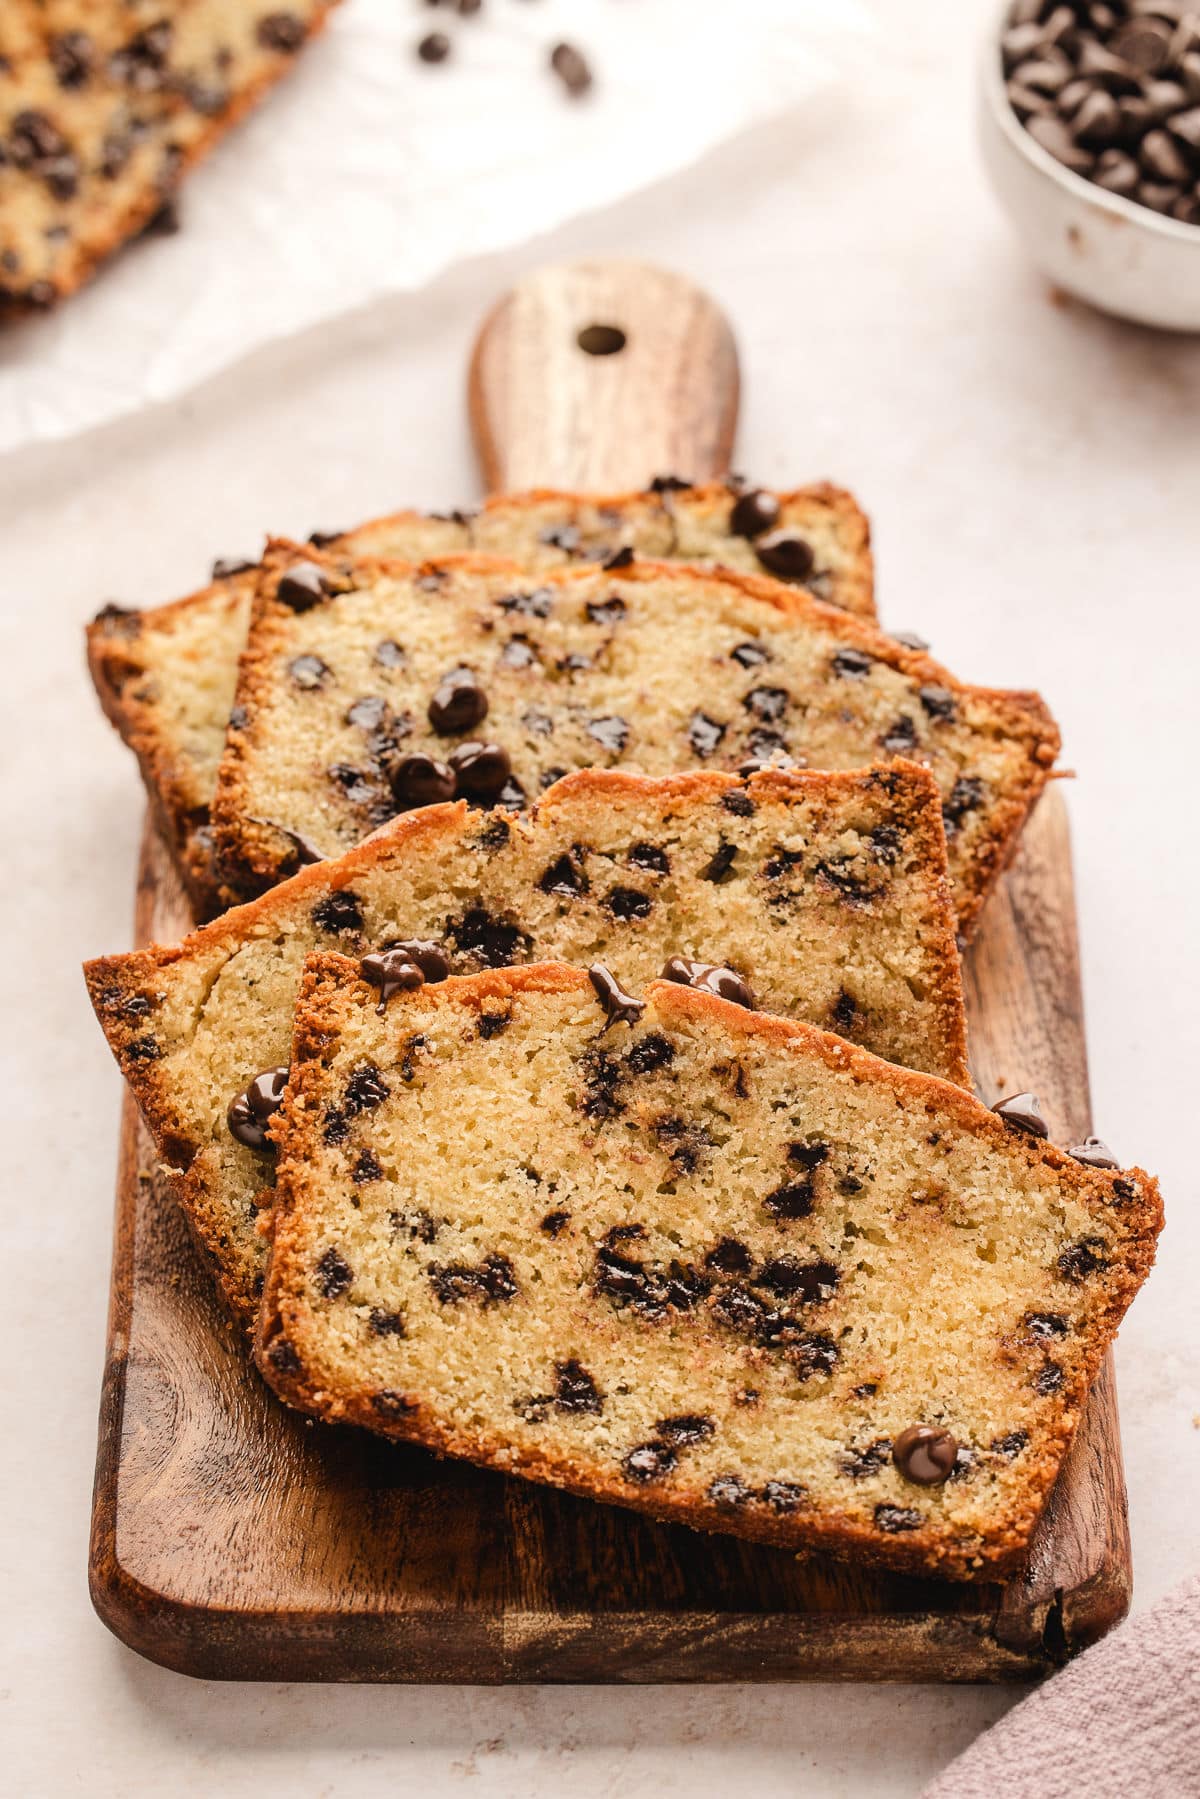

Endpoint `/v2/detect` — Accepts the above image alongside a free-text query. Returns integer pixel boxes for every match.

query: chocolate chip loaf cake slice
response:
[84,762,968,1326]
[214,548,1059,932]
[258,959,1160,1581]
[86,481,873,916]
[0,1,339,308]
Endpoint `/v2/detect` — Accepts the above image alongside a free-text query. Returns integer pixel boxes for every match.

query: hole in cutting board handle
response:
[576,323,627,356]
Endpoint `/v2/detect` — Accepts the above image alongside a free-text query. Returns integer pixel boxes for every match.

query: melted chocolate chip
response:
[762,1480,807,1513]
[316,1247,353,1299]
[539,850,588,898]
[706,1237,753,1274]
[1057,1237,1109,1283]
[449,740,511,799]
[540,1210,571,1237]
[323,1110,350,1146]
[839,1439,893,1480]
[891,1424,959,1486]
[918,684,957,722]
[1025,1310,1069,1338]
[832,647,873,679]
[625,1032,674,1074]
[943,777,987,833]
[227,1066,288,1150]
[500,588,553,619]
[743,686,790,723]
[874,1504,922,1534]
[539,524,581,555]
[276,560,328,611]
[478,1010,511,1039]
[702,841,739,884]
[258,11,307,51]
[606,886,652,920]
[688,711,727,758]
[268,1339,300,1374]
[993,1092,1049,1138]
[588,963,646,1028]
[603,546,635,570]
[587,715,630,755]
[992,1429,1028,1460]
[708,1475,754,1510]
[731,640,770,669]
[391,1207,440,1244]
[554,1359,603,1414]
[429,1252,518,1305]
[429,669,488,736]
[622,1441,677,1483]
[311,889,364,936]
[389,752,457,808]
[343,1064,390,1115]
[756,1257,839,1302]
[831,990,858,1035]
[382,939,449,983]
[369,1307,406,1337]
[125,1036,162,1061]
[721,789,756,818]
[661,956,756,1010]
[374,639,406,668]
[372,1389,416,1419]
[585,595,627,627]
[346,695,388,731]
[499,635,538,669]
[628,841,670,874]
[288,653,331,691]
[360,949,425,1012]
[353,1150,383,1184]
[763,1180,815,1220]
[446,906,530,968]
[656,1414,715,1446]
[755,532,815,581]
[730,488,781,539]
[881,715,919,756]
[745,728,791,762]
[1068,1137,1120,1170]
[1034,1363,1065,1395]
[50,31,94,88]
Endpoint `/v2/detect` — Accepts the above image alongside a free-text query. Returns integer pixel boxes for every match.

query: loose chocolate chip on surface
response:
[227,1066,288,1150]
[389,752,457,807]
[417,30,451,62]
[892,1424,959,1486]
[429,668,488,735]
[993,1092,1049,1138]
[449,739,511,798]
[688,711,727,757]
[755,532,815,581]
[550,42,593,97]
[1067,1136,1120,1169]
[360,948,425,1012]
[730,488,781,539]
[588,963,646,1028]
[661,956,756,1010]
[276,560,329,610]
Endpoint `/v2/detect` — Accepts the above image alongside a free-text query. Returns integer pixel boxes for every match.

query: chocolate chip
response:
[943,776,987,832]
[554,1359,603,1413]
[891,1425,959,1486]
[501,588,554,620]
[661,956,756,1010]
[1025,1310,1069,1339]
[323,1111,350,1146]
[881,715,919,756]
[540,1210,571,1237]
[757,1258,839,1302]
[429,669,488,735]
[743,686,789,723]
[449,740,511,799]
[585,595,626,627]
[429,1252,518,1305]
[550,42,593,96]
[316,1247,353,1299]
[992,1429,1029,1460]
[1113,16,1173,71]
[649,474,691,493]
[721,789,756,817]
[258,11,307,51]
[389,752,457,807]
[360,949,425,1012]
[417,29,451,61]
[708,1475,754,1510]
[701,842,739,884]
[831,990,858,1035]
[344,1064,390,1115]
[288,654,330,690]
[499,635,538,669]
[374,639,406,668]
[627,841,670,874]
[839,1438,892,1480]
[874,1504,922,1534]
[353,1150,383,1184]
[345,696,388,732]
[125,1036,162,1061]
[50,31,94,88]
[622,1441,677,1483]
[539,850,588,897]
[478,1010,511,1039]
[763,1179,815,1220]
[1035,1362,1066,1395]
[832,647,873,679]
[227,1066,288,1150]
[211,555,256,580]
[606,886,652,920]
[655,1414,715,1446]
[1068,1136,1120,1169]
[918,684,957,722]
[369,1307,406,1337]
[755,532,815,581]
[445,906,530,967]
[993,1092,1049,1138]
[688,711,727,758]
[705,1237,752,1274]
[761,1480,807,1513]
[587,715,629,755]
[372,1389,416,1420]
[730,489,781,539]
[625,1032,674,1074]
[268,1339,300,1375]
[731,640,770,669]
[745,728,791,763]
[312,890,364,935]
[1057,1236,1109,1283]
[588,963,646,1028]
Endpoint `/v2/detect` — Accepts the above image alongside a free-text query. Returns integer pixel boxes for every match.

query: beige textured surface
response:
[2,0,1198,1792]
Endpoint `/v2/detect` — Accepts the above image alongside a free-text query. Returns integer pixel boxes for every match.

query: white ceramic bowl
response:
[977,4,1200,332]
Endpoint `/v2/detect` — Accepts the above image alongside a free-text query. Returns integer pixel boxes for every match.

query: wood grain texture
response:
[469,261,739,491]
[89,260,1130,1682]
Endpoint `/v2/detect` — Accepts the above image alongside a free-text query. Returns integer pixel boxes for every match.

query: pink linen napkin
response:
[923,1574,1200,1799]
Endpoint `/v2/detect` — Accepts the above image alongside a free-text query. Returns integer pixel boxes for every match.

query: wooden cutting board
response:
[89,260,1131,1682]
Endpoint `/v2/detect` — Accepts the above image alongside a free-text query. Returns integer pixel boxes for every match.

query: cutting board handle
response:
[468,259,740,494]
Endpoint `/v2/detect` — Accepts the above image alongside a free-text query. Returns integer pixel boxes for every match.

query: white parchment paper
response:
[0,0,871,455]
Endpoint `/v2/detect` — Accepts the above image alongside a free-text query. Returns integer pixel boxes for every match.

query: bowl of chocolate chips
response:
[980,1,1200,329]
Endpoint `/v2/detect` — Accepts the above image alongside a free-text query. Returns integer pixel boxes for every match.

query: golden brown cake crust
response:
[85,481,874,917]
[213,545,1059,933]
[84,761,970,1324]
[257,958,1161,1582]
